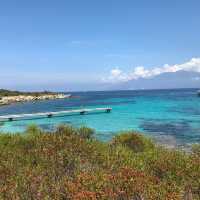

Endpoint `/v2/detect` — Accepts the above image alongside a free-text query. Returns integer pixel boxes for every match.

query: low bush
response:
[78,126,94,139]
[0,125,199,199]
[112,132,155,152]
[192,144,200,156]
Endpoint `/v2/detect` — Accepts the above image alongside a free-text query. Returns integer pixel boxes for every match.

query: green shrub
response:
[0,125,199,199]
[192,144,200,156]
[112,132,155,153]
[0,134,12,146]
[78,127,94,139]
[25,124,41,136]
[56,124,76,136]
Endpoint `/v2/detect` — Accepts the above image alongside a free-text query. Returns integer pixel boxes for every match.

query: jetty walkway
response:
[0,107,112,122]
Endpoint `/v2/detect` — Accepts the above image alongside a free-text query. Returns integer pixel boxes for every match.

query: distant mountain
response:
[111,70,200,90]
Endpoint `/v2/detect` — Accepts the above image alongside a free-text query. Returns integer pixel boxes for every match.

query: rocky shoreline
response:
[0,93,71,106]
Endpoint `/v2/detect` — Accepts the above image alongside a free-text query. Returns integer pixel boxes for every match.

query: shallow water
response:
[0,88,200,148]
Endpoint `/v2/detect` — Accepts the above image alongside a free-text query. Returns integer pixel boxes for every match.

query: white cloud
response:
[103,57,200,83]
[111,68,122,76]
[102,68,129,83]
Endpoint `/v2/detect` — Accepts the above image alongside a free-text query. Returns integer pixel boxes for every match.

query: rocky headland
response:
[0,89,71,106]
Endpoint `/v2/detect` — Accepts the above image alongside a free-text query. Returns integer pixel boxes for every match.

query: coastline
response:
[1,88,200,148]
[0,93,71,106]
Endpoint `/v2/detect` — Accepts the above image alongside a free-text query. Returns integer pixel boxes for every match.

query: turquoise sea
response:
[0,88,200,148]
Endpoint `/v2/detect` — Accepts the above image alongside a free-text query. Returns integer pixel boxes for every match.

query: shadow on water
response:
[169,106,200,116]
[139,119,200,144]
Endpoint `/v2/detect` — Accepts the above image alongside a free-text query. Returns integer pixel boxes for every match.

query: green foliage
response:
[112,131,155,152]
[25,124,42,136]
[78,126,94,139]
[56,124,77,136]
[192,144,200,156]
[0,126,199,199]
[0,89,56,97]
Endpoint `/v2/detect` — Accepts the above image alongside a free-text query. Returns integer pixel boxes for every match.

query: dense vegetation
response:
[0,89,56,97]
[0,125,199,199]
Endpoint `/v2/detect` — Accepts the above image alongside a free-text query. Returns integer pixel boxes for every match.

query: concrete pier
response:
[0,107,112,122]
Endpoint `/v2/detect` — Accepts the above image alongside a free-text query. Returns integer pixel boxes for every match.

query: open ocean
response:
[0,88,200,148]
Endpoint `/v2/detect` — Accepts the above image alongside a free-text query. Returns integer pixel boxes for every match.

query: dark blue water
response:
[0,88,200,148]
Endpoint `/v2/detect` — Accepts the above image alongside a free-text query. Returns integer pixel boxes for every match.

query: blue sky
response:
[0,0,200,91]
